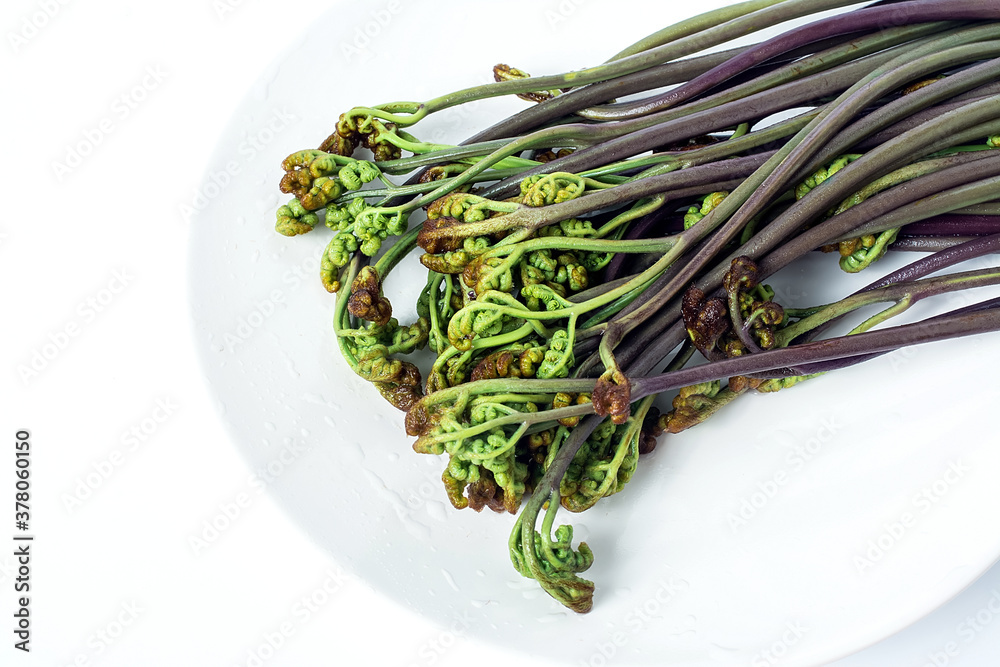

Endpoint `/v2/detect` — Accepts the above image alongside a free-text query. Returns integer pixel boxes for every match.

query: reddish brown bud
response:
[417,217,464,254]
[655,134,723,153]
[404,402,431,436]
[279,171,307,198]
[492,64,554,104]
[318,128,359,157]
[638,406,662,454]
[682,287,730,357]
[592,368,631,425]
[470,350,517,382]
[726,375,764,393]
[374,362,423,412]
[418,165,462,183]
[347,266,392,326]
[723,256,759,294]
[467,475,508,513]
[533,148,574,163]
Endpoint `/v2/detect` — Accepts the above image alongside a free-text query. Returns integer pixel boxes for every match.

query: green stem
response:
[351,0,868,128]
[333,255,365,370]
[595,195,666,238]
[955,203,1000,216]
[577,272,663,334]
[589,21,946,121]
[606,0,791,61]
[456,236,690,328]
[416,403,594,449]
[776,267,1000,345]
[487,234,676,260]
[373,224,420,276]
[593,36,1000,381]
[832,173,1000,242]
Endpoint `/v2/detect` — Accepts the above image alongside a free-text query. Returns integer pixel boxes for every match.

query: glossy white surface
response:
[188,2,1000,664]
[6,0,1000,665]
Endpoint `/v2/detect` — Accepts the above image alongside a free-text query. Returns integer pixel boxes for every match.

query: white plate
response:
[188,2,1000,664]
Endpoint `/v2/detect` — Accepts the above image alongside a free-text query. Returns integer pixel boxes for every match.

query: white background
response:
[3,0,1000,665]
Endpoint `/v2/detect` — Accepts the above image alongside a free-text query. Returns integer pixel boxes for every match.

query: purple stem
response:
[890,237,980,252]
[898,214,1000,236]
[863,233,1000,291]
[853,87,1000,151]
[778,233,1000,363]
[630,307,1000,399]
[478,52,887,200]
[598,0,1000,119]
[764,293,1000,376]
[603,207,681,282]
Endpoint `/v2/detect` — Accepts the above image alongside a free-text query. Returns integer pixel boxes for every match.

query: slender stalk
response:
[606,1,1000,118]
[415,154,768,246]
[477,50,902,200]
[890,237,981,252]
[606,0,795,61]
[352,0,872,129]
[630,307,1000,399]
[776,268,1000,344]
[601,88,1000,367]
[903,215,1000,235]
[582,22,952,121]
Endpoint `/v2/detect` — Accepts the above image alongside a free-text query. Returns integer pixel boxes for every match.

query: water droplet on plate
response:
[402,517,431,542]
[441,569,460,592]
[260,193,279,211]
[424,500,447,522]
[303,393,329,407]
